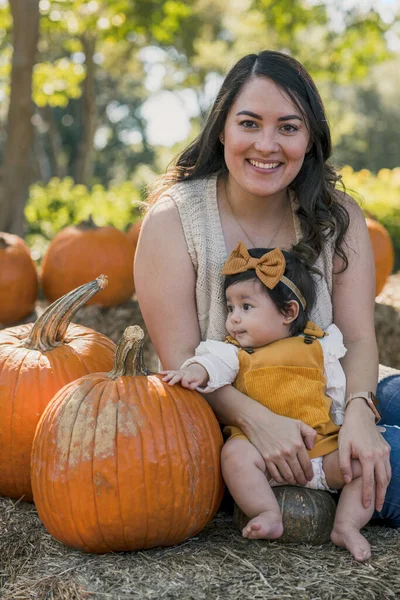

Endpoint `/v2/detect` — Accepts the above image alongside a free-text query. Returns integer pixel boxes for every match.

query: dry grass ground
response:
[1,496,400,600]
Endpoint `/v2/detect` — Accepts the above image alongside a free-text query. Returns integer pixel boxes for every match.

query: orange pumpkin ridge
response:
[31,326,224,553]
[0,276,116,501]
[0,233,38,325]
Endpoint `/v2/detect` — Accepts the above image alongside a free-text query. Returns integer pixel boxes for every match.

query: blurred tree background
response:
[0,0,399,265]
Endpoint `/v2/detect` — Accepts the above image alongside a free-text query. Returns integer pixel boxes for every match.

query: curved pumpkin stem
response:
[0,236,9,250]
[23,275,108,352]
[108,325,147,379]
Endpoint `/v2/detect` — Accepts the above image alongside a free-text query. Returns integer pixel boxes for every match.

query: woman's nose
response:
[254,129,280,154]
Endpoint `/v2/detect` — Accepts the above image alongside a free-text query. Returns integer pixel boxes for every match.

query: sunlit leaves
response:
[33,58,85,106]
[25,176,145,259]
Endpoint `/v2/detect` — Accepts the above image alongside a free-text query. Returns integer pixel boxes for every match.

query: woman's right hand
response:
[241,403,317,486]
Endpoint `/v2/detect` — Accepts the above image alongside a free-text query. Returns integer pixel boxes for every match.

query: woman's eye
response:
[239,120,258,129]
[280,124,299,133]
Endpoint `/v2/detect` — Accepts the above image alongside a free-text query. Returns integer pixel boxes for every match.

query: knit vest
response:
[228,322,339,458]
[169,174,335,341]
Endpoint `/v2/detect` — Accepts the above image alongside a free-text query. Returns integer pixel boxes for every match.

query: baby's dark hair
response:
[223,248,316,335]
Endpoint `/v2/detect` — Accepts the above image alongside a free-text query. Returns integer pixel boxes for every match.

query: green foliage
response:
[341,166,400,271]
[33,58,85,107]
[25,177,146,261]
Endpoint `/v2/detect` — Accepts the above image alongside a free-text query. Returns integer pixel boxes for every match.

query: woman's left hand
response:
[338,398,391,511]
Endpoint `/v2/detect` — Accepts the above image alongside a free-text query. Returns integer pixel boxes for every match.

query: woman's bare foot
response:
[242,511,283,540]
[331,526,371,562]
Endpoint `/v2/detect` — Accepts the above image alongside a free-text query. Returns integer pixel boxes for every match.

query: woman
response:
[135,50,400,526]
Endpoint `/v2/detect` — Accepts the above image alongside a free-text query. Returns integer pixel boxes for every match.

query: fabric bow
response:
[222,241,286,290]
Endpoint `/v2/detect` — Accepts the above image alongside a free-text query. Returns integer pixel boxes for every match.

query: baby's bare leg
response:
[221,438,283,540]
[323,451,375,562]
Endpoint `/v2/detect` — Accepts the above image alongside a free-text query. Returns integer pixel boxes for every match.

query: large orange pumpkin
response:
[366,218,394,296]
[0,233,38,325]
[0,276,115,501]
[31,326,224,553]
[41,218,135,306]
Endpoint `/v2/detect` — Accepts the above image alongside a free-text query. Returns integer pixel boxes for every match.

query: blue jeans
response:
[372,375,400,526]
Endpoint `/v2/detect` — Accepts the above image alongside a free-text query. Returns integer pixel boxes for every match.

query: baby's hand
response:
[160,364,208,390]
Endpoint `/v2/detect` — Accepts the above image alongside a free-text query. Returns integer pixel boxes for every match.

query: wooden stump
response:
[233,486,337,545]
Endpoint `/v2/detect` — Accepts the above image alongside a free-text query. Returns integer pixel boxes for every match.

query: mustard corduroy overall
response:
[224,321,340,459]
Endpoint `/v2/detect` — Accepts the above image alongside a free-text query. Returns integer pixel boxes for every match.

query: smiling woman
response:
[135,50,400,548]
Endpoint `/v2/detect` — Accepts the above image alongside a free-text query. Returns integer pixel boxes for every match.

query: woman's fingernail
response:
[344,475,351,483]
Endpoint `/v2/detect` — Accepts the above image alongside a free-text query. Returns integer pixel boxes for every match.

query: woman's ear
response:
[283,300,299,324]
[219,133,225,145]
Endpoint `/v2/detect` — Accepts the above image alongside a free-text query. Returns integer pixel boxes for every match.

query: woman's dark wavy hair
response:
[223,248,316,336]
[148,50,350,271]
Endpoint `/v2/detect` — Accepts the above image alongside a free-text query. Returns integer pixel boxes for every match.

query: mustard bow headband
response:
[222,241,307,310]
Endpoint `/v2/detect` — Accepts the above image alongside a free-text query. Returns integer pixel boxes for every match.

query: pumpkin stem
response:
[108,326,147,379]
[0,236,10,249]
[23,275,108,352]
[76,216,98,231]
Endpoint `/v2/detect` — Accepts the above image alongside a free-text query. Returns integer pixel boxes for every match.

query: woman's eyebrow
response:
[236,110,262,119]
[277,115,303,121]
[236,110,303,122]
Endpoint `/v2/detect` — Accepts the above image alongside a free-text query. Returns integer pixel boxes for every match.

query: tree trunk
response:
[74,36,97,185]
[0,0,40,235]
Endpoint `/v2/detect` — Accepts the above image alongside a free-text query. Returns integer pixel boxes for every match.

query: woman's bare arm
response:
[135,197,200,370]
[332,195,391,511]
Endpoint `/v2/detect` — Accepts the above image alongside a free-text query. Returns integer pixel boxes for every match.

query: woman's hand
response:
[241,403,317,486]
[338,398,391,511]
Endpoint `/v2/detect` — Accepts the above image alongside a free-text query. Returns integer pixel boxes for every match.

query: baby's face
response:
[225,279,289,348]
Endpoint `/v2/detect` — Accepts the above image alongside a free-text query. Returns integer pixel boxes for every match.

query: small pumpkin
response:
[0,276,116,501]
[366,218,394,296]
[0,233,38,325]
[41,217,135,307]
[234,486,337,545]
[31,326,224,553]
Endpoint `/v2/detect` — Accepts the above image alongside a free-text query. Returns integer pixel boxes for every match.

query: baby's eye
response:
[226,305,234,313]
[243,303,252,311]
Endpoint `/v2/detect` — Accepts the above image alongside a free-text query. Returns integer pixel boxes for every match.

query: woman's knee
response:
[377,375,400,425]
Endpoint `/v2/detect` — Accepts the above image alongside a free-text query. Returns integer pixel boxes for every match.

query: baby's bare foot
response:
[242,511,283,540]
[331,526,371,562]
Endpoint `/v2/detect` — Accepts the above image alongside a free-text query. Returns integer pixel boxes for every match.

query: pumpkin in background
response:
[126,220,142,252]
[41,217,135,306]
[366,218,395,296]
[126,220,142,289]
[31,326,224,553]
[0,232,38,325]
[0,276,115,501]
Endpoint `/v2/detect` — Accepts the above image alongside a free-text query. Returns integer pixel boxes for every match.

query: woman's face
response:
[221,76,310,200]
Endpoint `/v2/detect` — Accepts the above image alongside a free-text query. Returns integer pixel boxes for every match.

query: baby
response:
[162,242,381,562]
